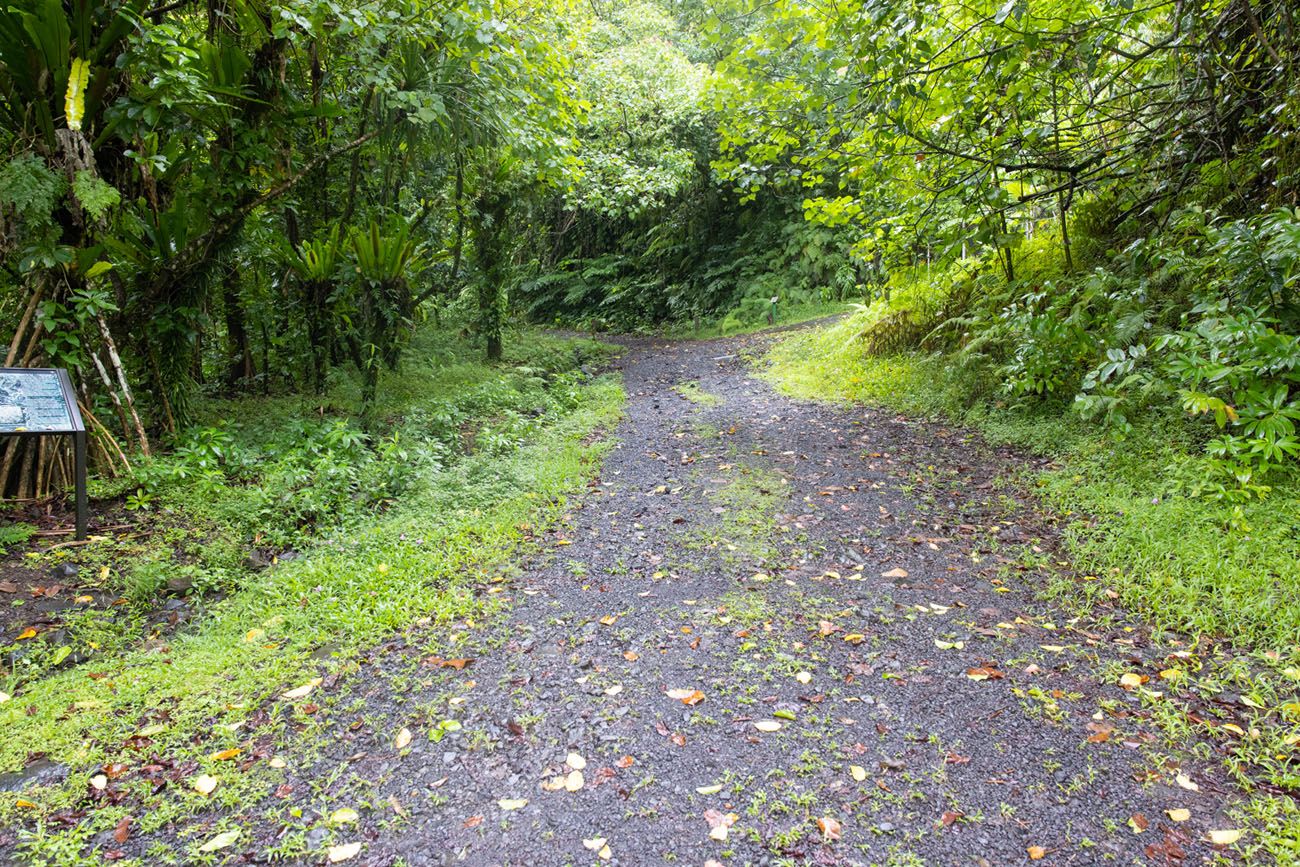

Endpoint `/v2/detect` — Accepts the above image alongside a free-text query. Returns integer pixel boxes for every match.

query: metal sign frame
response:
[0,368,88,540]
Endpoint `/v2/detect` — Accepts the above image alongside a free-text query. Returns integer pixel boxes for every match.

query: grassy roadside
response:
[0,328,625,863]
[762,313,1300,861]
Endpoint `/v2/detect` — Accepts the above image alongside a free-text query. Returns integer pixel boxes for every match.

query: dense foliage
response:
[1,0,1297,498]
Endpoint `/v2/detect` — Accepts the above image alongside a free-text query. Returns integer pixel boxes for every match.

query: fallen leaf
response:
[599,614,618,626]
[696,783,723,795]
[1175,773,1200,792]
[1207,829,1242,845]
[209,748,241,761]
[327,842,362,863]
[268,757,287,769]
[463,815,483,829]
[113,817,131,844]
[16,627,37,641]
[849,765,867,782]
[966,666,1004,681]
[1119,672,1147,689]
[1128,813,1149,833]
[604,684,623,696]
[567,752,587,770]
[197,829,241,853]
[816,816,842,841]
[795,671,812,685]
[564,770,584,792]
[666,688,706,706]
[842,633,866,644]
[90,774,108,791]
[281,677,322,700]
[0,691,9,704]
[193,775,218,795]
[939,810,963,827]
[498,798,528,810]
[395,728,412,750]
[244,629,265,643]
[705,809,737,841]
[882,568,909,579]
[670,732,686,746]
[15,799,37,809]
[753,720,782,732]
[1027,845,1047,860]
[1166,808,1191,822]
[330,807,359,824]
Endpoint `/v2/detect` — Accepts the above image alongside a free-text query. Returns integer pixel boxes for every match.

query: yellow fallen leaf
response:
[1207,829,1242,845]
[281,678,322,700]
[754,720,782,732]
[566,753,586,771]
[16,627,37,640]
[193,774,218,795]
[1166,808,1190,822]
[882,568,908,579]
[328,842,362,862]
[564,770,584,792]
[1221,723,1245,736]
[209,748,241,761]
[843,633,865,644]
[795,671,812,685]
[197,829,241,852]
[696,784,723,795]
[269,757,287,769]
[849,765,867,782]
[1119,672,1145,689]
[395,728,412,750]
[330,807,359,824]
[1040,644,1065,652]
[15,799,37,809]
[1027,845,1047,860]
[599,614,618,626]
[604,684,623,696]
[90,774,108,791]
[498,798,528,810]
[244,629,265,643]
[666,688,705,705]
[1175,773,1200,791]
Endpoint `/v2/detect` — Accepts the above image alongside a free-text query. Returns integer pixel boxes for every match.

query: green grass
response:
[0,327,625,859]
[665,300,853,340]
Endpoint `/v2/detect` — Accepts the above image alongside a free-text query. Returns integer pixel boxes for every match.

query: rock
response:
[50,562,79,580]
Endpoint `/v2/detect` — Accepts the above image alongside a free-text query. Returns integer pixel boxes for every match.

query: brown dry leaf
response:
[615,755,635,769]
[623,651,639,661]
[427,656,473,670]
[816,816,842,841]
[818,620,840,636]
[113,817,131,844]
[966,666,1004,681]
[463,815,484,829]
[1128,813,1150,833]
[670,732,686,746]
[705,809,737,842]
[1086,721,1115,743]
[1027,845,1047,860]
[939,810,963,827]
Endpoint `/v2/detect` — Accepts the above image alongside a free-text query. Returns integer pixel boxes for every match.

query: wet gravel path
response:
[261,332,1229,866]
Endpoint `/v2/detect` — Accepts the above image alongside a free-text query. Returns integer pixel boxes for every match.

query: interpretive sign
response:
[0,369,88,539]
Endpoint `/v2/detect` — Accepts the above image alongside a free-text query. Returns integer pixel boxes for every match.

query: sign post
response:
[0,368,89,540]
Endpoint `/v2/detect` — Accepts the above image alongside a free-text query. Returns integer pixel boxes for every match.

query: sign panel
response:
[0,369,79,433]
